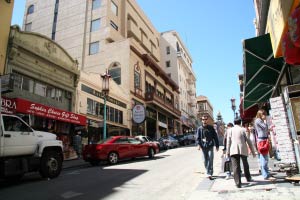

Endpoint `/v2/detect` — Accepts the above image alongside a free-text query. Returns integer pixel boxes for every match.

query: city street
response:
[1,145,300,200]
[0,145,205,200]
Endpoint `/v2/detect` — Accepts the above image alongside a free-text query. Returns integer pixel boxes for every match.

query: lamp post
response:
[101,70,111,140]
[230,98,236,121]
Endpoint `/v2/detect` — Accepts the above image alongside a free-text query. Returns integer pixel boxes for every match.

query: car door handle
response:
[4,134,11,138]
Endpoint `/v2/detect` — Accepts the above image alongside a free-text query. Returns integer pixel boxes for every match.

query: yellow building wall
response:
[0,0,14,75]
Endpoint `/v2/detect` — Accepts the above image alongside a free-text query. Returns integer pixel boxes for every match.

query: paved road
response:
[0,145,206,200]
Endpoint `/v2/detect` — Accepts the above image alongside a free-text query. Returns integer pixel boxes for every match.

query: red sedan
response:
[82,136,159,165]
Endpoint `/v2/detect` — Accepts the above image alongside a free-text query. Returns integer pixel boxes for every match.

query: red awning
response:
[1,97,86,126]
[240,98,258,123]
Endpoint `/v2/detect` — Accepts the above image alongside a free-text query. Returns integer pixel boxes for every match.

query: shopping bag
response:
[221,155,232,172]
[224,157,232,172]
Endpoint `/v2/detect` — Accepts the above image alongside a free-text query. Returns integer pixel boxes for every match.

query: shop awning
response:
[243,34,285,110]
[1,97,86,126]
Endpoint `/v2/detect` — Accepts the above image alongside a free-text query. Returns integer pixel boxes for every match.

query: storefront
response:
[241,1,300,175]
[1,97,86,160]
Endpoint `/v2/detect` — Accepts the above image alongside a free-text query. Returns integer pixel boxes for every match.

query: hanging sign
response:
[132,104,145,124]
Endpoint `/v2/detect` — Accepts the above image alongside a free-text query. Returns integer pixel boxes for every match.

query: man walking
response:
[197,115,219,179]
[226,117,256,188]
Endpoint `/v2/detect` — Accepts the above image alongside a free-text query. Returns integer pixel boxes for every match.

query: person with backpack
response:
[197,115,219,180]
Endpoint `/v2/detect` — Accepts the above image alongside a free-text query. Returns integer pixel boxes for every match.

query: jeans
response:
[201,146,214,175]
[260,154,269,179]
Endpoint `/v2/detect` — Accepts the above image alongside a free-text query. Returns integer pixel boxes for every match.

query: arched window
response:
[27,5,34,15]
[108,62,121,85]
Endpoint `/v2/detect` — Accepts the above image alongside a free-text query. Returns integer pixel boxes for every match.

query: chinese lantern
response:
[288,6,300,47]
[282,31,300,65]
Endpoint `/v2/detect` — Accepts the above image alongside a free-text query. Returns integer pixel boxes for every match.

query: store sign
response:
[132,105,145,124]
[158,121,167,128]
[266,0,300,58]
[15,98,86,125]
[1,97,16,114]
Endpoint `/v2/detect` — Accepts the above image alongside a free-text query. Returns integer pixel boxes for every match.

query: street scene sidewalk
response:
[189,147,300,200]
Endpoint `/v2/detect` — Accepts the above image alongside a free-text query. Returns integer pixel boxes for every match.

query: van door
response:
[2,115,38,156]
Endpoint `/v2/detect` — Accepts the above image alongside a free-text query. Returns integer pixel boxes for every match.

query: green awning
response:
[243,34,285,110]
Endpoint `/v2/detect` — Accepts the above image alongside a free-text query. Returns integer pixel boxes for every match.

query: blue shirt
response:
[254,118,268,142]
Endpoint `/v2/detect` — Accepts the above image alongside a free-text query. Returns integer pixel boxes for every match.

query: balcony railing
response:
[145,92,181,116]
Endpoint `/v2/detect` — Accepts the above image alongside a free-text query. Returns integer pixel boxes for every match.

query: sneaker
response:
[265,176,276,181]
[225,175,230,180]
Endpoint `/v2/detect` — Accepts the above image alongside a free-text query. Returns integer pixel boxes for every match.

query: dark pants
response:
[231,154,251,187]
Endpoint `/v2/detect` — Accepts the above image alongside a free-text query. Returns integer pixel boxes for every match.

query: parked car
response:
[135,135,162,151]
[159,136,179,149]
[185,132,196,144]
[82,136,159,165]
[173,134,189,146]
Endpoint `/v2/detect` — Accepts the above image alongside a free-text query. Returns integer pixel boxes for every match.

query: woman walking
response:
[254,109,276,181]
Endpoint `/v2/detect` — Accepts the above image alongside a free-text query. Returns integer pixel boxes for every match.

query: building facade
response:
[24,0,181,139]
[196,95,214,126]
[160,30,197,134]
[4,26,85,160]
[241,0,300,174]
[0,0,14,75]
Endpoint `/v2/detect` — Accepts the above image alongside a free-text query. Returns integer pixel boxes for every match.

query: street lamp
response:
[230,98,236,121]
[101,70,111,140]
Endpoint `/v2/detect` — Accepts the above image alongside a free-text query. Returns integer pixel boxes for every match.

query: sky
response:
[11,0,256,124]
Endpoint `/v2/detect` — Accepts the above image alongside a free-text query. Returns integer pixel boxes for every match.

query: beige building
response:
[196,95,214,126]
[0,0,14,75]
[160,30,197,134]
[4,25,84,160]
[24,0,181,138]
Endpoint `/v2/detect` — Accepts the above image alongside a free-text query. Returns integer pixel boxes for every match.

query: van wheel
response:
[39,151,62,178]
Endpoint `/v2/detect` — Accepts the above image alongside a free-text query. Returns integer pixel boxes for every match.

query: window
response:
[134,71,140,88]
[108,64,121,85]
[111,1,118,16]
[34,82,47,97]
[89,41,99,55]
[27,5,34,15]
[92,0,101,10]
[176,42,180,52]
[3,116,33,132]
[25,23,32,31]
[13,72,64,102]
[91,18,100,32]
[166,61,171,68]
[110,20,118,31]
[166,46,170,54]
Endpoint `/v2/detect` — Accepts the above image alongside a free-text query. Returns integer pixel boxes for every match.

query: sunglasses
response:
[201,119,208,121]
